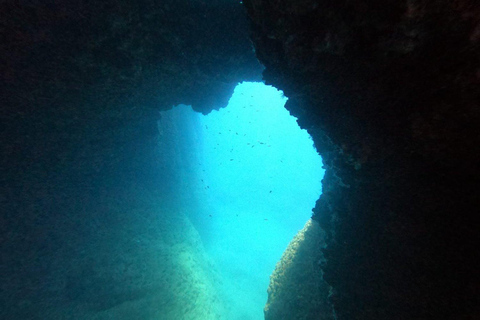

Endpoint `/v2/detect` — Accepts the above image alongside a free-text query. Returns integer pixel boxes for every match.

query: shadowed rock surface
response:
[1,1,260,318]
[244,0,479,319]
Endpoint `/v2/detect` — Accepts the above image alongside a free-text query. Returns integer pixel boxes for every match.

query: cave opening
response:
[158,82,325,319]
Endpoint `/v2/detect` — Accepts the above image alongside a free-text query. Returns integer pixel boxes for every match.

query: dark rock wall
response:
[243,0,479,319]
[1,0,260,317]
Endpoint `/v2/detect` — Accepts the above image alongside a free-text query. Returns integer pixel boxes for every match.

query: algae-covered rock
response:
[265,219,334,320]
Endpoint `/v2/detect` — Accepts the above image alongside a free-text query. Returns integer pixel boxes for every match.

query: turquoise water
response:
[177,82,325,319]
[2,82,323,319]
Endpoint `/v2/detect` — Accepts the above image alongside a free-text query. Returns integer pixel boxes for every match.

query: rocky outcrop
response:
[265,219,334,320]
[244,0,479,319]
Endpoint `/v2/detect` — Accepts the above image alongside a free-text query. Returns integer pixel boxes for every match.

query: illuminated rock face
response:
[244,0,479,319]
[265,219,334,320]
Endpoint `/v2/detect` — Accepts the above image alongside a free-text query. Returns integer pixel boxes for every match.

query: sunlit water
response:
[160,82,324,319]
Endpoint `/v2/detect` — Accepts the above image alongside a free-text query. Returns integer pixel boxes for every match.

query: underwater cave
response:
[1,0,478,320]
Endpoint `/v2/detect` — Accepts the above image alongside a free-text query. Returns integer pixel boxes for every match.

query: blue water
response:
[189,82,325,319]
